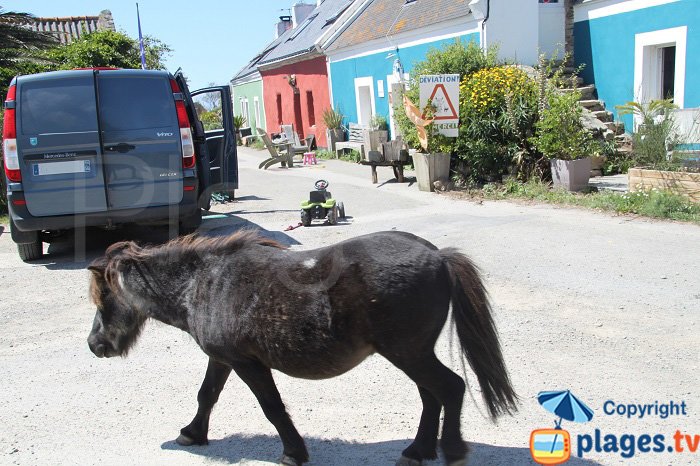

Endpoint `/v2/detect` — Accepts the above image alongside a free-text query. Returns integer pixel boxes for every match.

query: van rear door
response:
[173,72,238,201]
[96,70,183,210]
[16,71,108,216]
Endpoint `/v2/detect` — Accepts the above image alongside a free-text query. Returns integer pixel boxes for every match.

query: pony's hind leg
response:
[382,352,468,466]
[231,359,309,465]
[177,358,232,446]
[397,386,441,465]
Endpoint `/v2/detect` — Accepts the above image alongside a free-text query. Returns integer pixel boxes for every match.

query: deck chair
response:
[280,124,316,155]
[257,128,294,169]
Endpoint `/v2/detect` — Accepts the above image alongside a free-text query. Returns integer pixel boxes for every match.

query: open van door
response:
[173,71,238,207]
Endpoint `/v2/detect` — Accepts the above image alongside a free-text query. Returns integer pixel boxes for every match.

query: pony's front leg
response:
[177,358,232,446]
[232,359,309,466]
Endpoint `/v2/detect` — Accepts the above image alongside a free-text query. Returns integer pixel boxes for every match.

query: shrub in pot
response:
[369,114,389,151]
[323,107,345,152]
[532,90,594,191]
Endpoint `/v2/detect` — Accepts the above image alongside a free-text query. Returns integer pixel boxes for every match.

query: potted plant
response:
[233,115,247,146]
[369,114,389,151]
[323,107,345,152]
[617,99,700,202]
[404,99,451,192]
[532,90,594,191]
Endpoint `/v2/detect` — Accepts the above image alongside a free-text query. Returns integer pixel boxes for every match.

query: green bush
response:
[616,99,678,169]
[531,89,593,161]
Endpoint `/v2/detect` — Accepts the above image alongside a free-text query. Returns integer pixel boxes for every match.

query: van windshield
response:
[19,77,98,135]
[98,75,177,131]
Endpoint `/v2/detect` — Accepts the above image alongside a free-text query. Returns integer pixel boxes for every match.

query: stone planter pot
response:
[412,152,450,192]
[629,168,700,203]
[551,157,592,192]
[326,128,345,152]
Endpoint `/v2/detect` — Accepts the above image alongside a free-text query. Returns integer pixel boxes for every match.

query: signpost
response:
[419,74,460,137]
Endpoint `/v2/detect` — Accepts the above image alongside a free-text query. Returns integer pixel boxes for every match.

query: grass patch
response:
[0,214,8,226]
[315,149,361,163]
[461,178,700,224]
[249,138,266,151]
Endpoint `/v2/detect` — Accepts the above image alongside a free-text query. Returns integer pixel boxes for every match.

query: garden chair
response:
[257,128,294,169]
[280,124,316,156]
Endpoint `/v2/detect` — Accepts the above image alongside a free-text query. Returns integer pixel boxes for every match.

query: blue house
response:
[574,0,700,131]
[321,0,559,136]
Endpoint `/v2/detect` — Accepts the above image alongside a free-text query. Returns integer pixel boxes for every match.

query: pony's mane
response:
[89,230,285,304]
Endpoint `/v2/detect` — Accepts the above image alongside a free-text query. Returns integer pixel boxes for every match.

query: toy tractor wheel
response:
[337,202,346,219]
[301,209,312,227]
[327,205,338,225]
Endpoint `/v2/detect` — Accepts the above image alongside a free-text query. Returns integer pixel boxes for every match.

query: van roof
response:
[15,68,172,84]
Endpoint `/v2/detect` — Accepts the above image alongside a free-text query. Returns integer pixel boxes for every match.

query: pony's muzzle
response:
[88,336,108,358]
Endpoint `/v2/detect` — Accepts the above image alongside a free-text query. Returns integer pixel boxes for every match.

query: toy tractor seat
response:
[309,190,332,203]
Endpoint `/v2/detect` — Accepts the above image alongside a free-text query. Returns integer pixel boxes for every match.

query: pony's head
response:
[86,242,147,358]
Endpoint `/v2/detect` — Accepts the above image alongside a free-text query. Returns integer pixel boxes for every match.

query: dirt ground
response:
[1,146,698,466]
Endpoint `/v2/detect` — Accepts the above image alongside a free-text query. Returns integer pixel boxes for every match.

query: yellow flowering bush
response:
[461,66,536,114]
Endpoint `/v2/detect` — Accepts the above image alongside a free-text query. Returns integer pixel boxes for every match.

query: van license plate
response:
[33,159,91,176]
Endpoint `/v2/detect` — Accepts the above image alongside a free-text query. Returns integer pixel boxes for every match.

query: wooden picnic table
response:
[359,158,412,183]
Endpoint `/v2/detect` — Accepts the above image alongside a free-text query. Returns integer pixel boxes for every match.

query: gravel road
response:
[1,146,698,466]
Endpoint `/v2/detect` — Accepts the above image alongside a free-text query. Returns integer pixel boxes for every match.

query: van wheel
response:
[18,240,43,262]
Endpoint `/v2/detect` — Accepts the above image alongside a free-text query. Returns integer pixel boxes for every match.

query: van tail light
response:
[3,84,21,182]
[170,79,196,169]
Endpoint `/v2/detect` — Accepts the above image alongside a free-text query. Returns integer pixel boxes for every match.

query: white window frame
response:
[634,26,687,117]
[253,97,261,128]
[240,98,250,126]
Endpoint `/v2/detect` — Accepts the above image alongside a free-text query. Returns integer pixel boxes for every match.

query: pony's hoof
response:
[175,433,207,446]
[280,454,301,466]
[396,456,422,466]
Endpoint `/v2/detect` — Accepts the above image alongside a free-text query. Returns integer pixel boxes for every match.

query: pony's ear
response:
[105,241,139,259]
[87,257,107,277]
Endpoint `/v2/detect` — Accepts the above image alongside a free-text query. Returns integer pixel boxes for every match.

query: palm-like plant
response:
[0,8,57,67]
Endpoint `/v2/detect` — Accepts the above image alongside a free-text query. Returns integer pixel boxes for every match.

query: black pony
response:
[87,230,517,466]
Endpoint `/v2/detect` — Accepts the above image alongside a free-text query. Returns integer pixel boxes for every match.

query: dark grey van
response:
[3,68,237,261]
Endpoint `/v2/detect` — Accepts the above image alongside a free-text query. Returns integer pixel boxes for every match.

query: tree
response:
[1,7,58,215]
[45,29,172,70]
[0,7,57,68]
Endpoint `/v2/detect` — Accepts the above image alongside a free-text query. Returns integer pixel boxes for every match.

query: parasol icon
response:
[537,390,594,456]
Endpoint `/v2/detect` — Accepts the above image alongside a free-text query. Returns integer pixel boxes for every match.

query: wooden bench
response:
[335,123,369,159]
[359,137,411,183]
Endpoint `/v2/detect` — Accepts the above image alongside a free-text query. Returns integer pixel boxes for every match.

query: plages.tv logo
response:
[530,390,594,465]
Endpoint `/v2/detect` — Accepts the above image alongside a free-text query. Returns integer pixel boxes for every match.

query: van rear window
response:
[19,77,98,135]
[98,76,176,131]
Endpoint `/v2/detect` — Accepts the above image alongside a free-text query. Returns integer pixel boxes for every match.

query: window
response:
[240,98,249,127]
[306,91,315,126]
[254,97,261,128]
[661,46,676,100]
[20,77,98,135]
[98,76,176,131]
[276,93,283,125]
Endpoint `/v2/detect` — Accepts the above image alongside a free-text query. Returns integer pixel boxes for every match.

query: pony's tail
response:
[440,248,518,420]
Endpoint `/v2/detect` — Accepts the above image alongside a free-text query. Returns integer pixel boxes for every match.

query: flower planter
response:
[551,157,592,192]
[412,152,450,192]
[628,168,700,203]
[326,128,345,152]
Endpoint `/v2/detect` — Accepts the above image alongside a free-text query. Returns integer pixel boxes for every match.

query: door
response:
[16,72,108,217]
[97,70,183,210]
[175,71,237,195]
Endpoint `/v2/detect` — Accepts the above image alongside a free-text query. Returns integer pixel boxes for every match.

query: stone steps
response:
[580,99,605,112]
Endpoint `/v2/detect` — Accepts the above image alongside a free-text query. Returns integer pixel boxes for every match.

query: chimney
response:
[292,2,316,29]
[275,15,292,38]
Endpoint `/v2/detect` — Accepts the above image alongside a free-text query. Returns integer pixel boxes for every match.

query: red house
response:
[257,0,355,148]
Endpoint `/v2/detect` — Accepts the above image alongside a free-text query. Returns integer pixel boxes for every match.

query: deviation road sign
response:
[419,74,460,137]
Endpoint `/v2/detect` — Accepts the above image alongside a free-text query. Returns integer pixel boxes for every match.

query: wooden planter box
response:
[412,152,450,192]
[628,168,700,203]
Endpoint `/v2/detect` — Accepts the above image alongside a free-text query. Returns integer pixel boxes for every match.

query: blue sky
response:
[2,0,296,89]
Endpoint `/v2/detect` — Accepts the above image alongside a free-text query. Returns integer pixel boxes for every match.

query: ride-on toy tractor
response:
[300,180,345,226]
